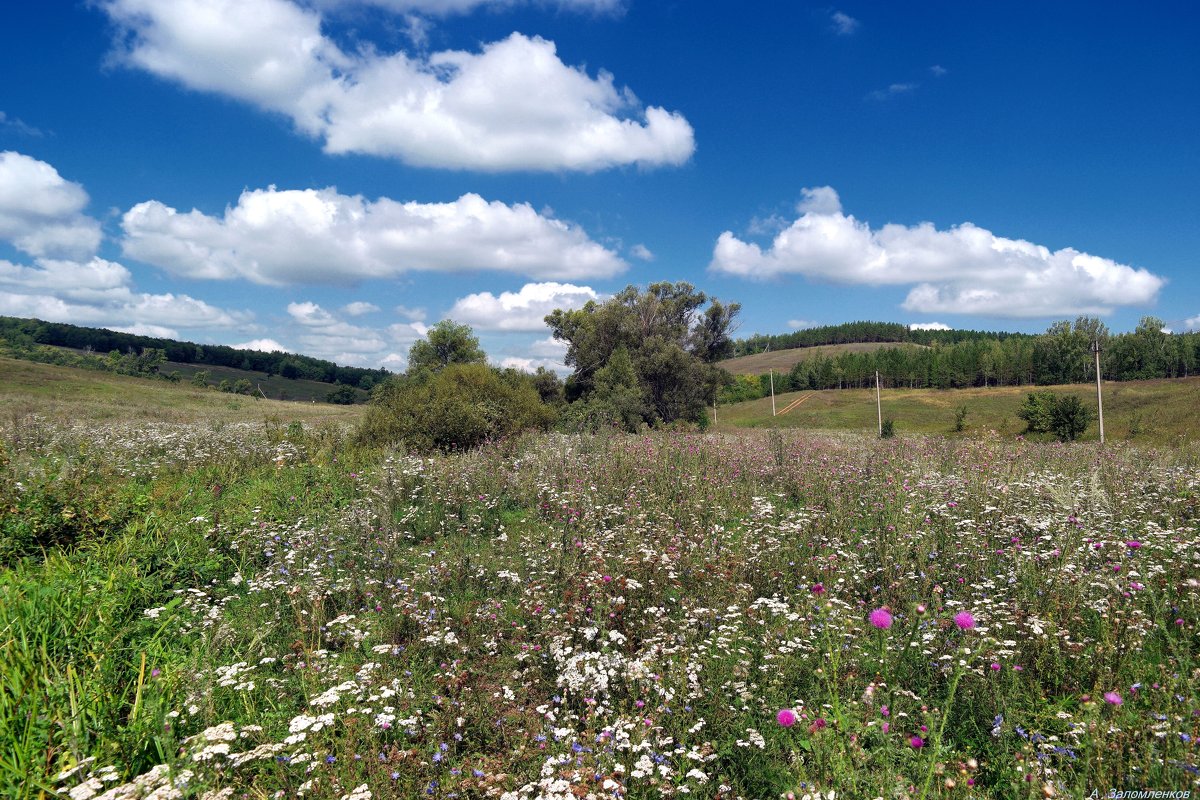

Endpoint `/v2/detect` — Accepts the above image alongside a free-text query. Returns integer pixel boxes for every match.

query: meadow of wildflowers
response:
[2,416,1199,799]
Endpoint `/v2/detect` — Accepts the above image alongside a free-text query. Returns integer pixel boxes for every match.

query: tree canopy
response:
[407,320,487,375]
[545,282,740,429]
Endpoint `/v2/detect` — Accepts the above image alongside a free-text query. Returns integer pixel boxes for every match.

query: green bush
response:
[880,417,896,438]
[1049,393,1093,441]
[355,364,555,452]
[1016,390,1056,433]
[1017,391,1093,441]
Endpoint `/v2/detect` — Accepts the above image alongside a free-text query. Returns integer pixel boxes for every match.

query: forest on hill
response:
[721,317,1200,402]
[0,316,390,389]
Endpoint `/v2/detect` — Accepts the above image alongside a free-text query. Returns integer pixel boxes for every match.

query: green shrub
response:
[1016,390,1056,433]
[355,364,555,452]
[1049,393,1093,441]
[880,417,896,438]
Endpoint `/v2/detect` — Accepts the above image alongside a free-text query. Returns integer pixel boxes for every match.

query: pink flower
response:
[881,722,890,733]
[910,735,924,748]
[777,708,797,727]
[1104,692,1123,705]
[1126,541,1142,549]
[810,583,825,595]
[602,575,613,583]
[990,662,1001,672]
[869,608,894,630]
[953,611,976,630]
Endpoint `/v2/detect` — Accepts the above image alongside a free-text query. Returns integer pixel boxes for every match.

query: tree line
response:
[0,316,390,389]
[721,316,1199,402]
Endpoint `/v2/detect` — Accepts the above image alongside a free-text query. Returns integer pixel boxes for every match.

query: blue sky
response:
[1,1,1197,371]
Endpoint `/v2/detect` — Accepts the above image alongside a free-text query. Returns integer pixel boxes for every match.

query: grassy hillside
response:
[719,341,925,375]
[0,356,366,425]
[716,376,1200,445]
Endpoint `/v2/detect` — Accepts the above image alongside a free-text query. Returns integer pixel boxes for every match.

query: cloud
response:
[341,301,380,316]
[867,82,918,101]
[277,299,433,367]
[100,0,693,171]
[786,319,818,330]
[909,322,951,331]
[930,64,947,77]
[111,323,179,338]
[830,11,860,35]
[233,337,288,351]
[0,112,44,137]
[710,186,1166,318]
[446,281,598,331]
[393,304,426,321]
[630,243,654,261]
[1182,314,1200,332]
[498,355,568,374]
[0,257,251,330]
[528,335,568,357]
[0,151,103,259]
[120,186,626,284]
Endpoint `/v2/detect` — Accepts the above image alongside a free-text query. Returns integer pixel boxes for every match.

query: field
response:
[2,365,1200,799]
[720,343,926,376]
[717,378,1200,446]
[0,356,365,425]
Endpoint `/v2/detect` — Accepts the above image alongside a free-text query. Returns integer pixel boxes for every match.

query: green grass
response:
[0,355,366,425]
[716,376,1200,445]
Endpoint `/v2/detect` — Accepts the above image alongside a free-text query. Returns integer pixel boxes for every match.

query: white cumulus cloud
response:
[1183,314,1200,332]
[0,257,250,331]
[909,322,951,331]
[233,338,289,352]
[710,186,1166,318]
[120,186,625,284]
[341,301,380,316]
[0,151,103,259]
[100,0,693,171]
[446,281,598,331]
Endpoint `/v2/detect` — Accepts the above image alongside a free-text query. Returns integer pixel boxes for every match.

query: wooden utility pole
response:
[875,370,882,437]
[1092,340,1105,444]
[769,369,776,416]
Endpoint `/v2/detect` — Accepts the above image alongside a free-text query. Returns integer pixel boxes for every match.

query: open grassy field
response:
[720,342,926,376]
[2,368,1199,799]
[0,355,366,425]
[717,377,1200,446]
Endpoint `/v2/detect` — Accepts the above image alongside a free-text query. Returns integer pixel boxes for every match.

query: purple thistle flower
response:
[953,611,976,630]
[869,608,893,630]
[910,735,924,748]
[777,708,797,727]
[1104,691,1123,705]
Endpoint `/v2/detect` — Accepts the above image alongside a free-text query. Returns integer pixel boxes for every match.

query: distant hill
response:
[720,342,926,376]
[0,316,390,390]
[715,376,1200,446]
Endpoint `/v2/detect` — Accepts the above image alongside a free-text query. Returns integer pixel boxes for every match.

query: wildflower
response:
[810,583,825,595]
[881,722,890,733]
[776,709,797,727]
[1126,541,1142,549]
[869,608,893,630]
[990,662,1001,672]
[1104,692,1123,705]
[953,611,976,630]
[807,718,826,734]
[910,736,924,748]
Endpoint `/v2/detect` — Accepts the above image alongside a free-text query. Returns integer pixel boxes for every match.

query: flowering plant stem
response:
[918,661,963,800]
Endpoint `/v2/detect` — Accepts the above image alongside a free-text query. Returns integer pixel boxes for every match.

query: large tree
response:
[407,320,487,375]
[545,282,740,429]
